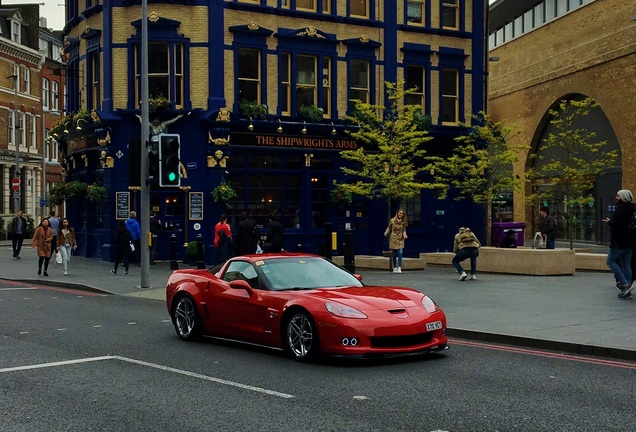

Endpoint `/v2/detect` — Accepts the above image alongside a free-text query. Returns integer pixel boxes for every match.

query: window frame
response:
[42,78,50,109]
[237,47,262,105]
[440,68,459,125]
[134,42,185,109]
[348,59,370,108]
[405,65,425,110]
[406,0,426,25]
[441,0,459,30]
[349,0,369,18]
[280,52,332,118]
[51,81,59,111]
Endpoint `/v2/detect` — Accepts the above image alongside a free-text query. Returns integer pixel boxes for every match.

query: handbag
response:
[55,251,63,264]
[533,232,547,249]
[129,241,135,252]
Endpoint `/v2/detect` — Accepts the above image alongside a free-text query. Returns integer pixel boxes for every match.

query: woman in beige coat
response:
[32,218,53,276]
[56,218,78,276]
[384,209,408,273]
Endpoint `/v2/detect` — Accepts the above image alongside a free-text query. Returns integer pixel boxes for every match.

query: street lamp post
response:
[8,74,20,211]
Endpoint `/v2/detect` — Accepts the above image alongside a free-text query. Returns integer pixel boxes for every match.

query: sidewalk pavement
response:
[2,242,634,361]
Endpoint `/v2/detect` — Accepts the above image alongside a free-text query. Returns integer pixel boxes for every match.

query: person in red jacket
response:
[214,214,233,264]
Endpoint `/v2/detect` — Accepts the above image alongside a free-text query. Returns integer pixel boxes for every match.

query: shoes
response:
[16,256,20,259]
[43,272,49,277]
[38,269,41,276]
[470,274,477,280]
[459,272,468,281]
[124,271,129,276]
[616,282,624,292]
[618,291,632,299]
[618,283,634,299]
[111,269,116,275]
[392,267,398,273]
[64,271,68,276]
[397,267,402,273]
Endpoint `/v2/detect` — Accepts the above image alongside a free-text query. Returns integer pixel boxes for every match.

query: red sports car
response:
[166,253,448,360]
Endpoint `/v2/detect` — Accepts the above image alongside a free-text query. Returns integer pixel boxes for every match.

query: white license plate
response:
[426,321,442,331]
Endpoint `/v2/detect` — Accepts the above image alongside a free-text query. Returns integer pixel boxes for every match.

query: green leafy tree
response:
[526,97,618,249]
[425,113,526,245]
[336,80,434,223]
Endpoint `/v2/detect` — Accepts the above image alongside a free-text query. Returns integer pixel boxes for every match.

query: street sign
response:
[11,177,19,191]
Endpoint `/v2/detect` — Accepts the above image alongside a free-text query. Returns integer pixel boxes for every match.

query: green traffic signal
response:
[159,134,181,187]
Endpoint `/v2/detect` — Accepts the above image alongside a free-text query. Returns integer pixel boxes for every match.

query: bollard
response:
[170,234,179,270]
[324,222,332,260]
[343,229,355,273]
[196,234,205,269]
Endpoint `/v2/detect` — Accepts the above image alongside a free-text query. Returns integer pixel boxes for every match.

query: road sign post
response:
[11,177,20,192]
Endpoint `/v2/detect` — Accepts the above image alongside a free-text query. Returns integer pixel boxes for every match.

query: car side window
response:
[222,261,260,289]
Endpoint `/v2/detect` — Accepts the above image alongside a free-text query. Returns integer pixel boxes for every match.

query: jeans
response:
[452,247,480,275]
[12,233,24,256]
[607,247,633,287]
[546,238,555,249]
[392,248,403,268]
[59,244,73,273]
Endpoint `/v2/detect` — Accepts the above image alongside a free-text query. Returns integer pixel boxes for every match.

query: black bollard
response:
[343,229,355,273]
[324,222,332,260]
[170,234,179,270]
[196,234,205,269]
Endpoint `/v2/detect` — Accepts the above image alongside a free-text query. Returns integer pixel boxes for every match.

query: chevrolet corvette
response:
[166,253,447,360]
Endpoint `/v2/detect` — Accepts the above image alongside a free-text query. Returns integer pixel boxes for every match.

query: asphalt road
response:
[2,280,635,432]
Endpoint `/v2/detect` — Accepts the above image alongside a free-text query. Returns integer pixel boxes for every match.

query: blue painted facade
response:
[58,0,487,263]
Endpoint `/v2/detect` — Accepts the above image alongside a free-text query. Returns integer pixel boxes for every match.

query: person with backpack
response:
[452,227,481,281]
[214,214,233,264]
[602,189,635,299]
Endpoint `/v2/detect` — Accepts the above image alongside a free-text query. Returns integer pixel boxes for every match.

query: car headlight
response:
[421,296,440,313]
[325,302,368,319]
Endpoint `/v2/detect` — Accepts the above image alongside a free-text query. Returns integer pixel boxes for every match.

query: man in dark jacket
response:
[538,206,557,249]
[602,189,635,299]
[235,211,259,256]
[11,210,26,259]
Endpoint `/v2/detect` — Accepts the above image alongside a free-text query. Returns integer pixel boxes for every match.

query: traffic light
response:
[159,133,181,187]
[148,141,159,186]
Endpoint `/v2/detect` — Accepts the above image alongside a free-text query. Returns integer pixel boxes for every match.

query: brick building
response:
[488,0,635,244]
[60,0,488,261]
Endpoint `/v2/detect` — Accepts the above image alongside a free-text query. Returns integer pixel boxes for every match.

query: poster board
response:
[189,192,203,221]
[116,192,130,220]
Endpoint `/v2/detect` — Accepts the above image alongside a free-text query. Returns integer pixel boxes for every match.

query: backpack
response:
[459,230,475,246]
[628,209,636,241]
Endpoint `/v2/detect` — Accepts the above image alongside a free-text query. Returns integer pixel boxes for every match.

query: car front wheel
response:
[172,295,201,340]
[285,311,319,360]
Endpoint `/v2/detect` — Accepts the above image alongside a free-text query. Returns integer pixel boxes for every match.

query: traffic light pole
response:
[139,0,150,289]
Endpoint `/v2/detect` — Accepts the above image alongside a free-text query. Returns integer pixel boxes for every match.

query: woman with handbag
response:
[56,218,78,276]
[111,220,132,275]
[384,209,408,273]
[31,218,53,276]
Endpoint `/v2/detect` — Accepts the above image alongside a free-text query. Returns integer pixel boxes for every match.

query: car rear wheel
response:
[285,311,319,360]
[172,295,201,340]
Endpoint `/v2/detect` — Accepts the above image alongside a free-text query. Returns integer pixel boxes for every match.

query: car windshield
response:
[256,257,363,291]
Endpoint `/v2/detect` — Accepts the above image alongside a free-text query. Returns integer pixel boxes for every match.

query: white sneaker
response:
[470,274,476,280]
[393,267,398,273]
[459,272,468,281]
[64,271,68,276]
[397,267,402,273]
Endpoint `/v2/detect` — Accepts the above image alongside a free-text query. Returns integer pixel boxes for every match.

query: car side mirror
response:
[353,274,363,281]
[229,279,254,294]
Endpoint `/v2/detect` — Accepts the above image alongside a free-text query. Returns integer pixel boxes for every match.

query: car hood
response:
[303,286,422,311]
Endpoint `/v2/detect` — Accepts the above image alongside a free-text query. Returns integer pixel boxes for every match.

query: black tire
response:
[284,311,319,361]
[172,295,201,341]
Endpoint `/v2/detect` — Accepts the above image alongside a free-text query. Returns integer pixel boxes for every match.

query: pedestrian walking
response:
[452,226,481,281]
[56,218,77,276]
[47,210,61,258]
[149,212,162,265]
[602,189,635,299]
[112,221,132,275]
[384,208,408,273]
[31,218,53,276]
[214,214,233,264]
[264,213,283,253]
[10,210,26,259]
[236,211,259,255]
[538,206,557,249]
[125,211,141,266]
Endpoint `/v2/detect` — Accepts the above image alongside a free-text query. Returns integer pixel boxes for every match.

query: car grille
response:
[370,332,434,348]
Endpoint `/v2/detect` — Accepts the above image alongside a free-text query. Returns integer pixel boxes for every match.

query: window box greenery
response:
[87,185,108,202]
[298,105,324,123]
[212,182,237,203]
[148,95,170,112]
[239,100,268,119]
[330,187,353,206]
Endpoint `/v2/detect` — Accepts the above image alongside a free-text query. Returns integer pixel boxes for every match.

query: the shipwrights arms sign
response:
[231,132,358,150]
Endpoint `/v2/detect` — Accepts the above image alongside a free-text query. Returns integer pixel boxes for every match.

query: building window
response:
[349,59,370,107]
[28,115,35,150]
[23,67,30,95]
[281,52,332,117]
[442,0,459,29]
[281,0,329,12]
[88,50,100,110]
[534,3,545,25]
[407,0,425,24]
[350,0,369,18]
[441,69,459,124]
[43,79,50,109]
[11,21,20,43]
[135,42,184,108]
[405,65,425,109]
[51,81,59,111]
[237,48,261,104]
[18,113,25,147]
[297,0,317,12]
[8,113,14,146]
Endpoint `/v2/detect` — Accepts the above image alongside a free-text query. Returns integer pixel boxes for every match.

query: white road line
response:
[0,355,295,399]
[0,356,114,373]
[112,356,295,399]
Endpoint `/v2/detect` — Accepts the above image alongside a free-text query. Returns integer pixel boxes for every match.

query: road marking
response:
[0,355,295,399]
[450,338,636,370]
[112,356,295,399]
[0,356,113,373]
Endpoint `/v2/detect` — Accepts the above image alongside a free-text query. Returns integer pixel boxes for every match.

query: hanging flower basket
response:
[212,182,237,203]
[148,95,170,112]
[87,185,108,202]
